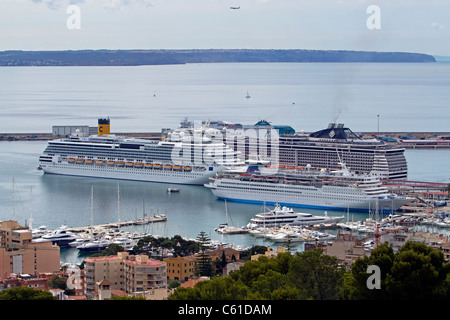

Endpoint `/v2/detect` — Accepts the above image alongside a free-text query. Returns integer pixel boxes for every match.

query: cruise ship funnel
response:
[98,118,110,136]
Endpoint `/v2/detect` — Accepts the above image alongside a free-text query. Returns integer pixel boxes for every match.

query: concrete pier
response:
[65,215,167,233]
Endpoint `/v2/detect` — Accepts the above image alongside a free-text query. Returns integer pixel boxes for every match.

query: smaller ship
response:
[34,226,79,248]
[76,239,112,252]
[246,204,344,229]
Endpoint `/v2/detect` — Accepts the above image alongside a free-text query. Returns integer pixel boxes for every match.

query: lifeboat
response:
[125,162,134,167]
[107,161,115,166]
[116,161,125,167]
[68,158,75,163]
[173,165,182,170]
[153,164,162,169]
[85,159,94,165]
[75,158,84,164]
[163,164,172,170]
[134,162,143,168]
[95,160,106,166]
[183,166,192,171]
[144,163,153,169]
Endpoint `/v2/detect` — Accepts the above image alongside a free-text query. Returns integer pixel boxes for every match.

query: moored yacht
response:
[246,204,344,229]
[34,226,79,248]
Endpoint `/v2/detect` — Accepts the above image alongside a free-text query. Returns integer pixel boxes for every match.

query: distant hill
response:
[0,49,436,66]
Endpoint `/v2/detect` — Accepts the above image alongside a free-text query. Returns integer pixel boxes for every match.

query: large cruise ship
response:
[204,163,413,213]
[38,118,242,185]
[178,120,408,180]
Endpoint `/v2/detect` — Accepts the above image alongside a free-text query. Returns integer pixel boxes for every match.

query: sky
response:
[0,0,449,56]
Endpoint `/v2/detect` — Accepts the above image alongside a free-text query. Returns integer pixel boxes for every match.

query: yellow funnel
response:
[98,118,110,135]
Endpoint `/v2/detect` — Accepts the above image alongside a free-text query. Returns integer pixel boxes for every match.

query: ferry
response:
[204,162,413,213]
[38,118,242,185]
[246,204,344,229]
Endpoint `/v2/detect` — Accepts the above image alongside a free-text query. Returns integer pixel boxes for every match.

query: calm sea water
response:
[1,62,450,133]
[0,63,449,263]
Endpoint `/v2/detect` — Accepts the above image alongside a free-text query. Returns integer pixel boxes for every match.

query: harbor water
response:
[0,63,449,263]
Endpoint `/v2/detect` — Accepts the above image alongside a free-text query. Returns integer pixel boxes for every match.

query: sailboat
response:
[134,199,150,225]
[214,200,248,234]
[245,91,251,99]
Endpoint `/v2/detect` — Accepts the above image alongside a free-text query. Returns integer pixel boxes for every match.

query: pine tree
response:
[195,231,213,277]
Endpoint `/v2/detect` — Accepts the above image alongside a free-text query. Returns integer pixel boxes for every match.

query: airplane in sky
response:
[230,6,240,9]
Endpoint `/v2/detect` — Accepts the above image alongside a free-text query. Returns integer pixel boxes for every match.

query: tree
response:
[288,248,345,300]
[385,241,449,299]
[168,280,181,290]
[0,287,55,300]
[346,241,450,300]
[194,231,213,277]
[48,275,68,291]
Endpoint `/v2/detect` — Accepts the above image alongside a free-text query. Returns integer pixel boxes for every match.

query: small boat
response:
[112,237,137,250]
[68,237,93,248]
[76,239,112,252]
[31,225,50,239]
[167,187,180,193]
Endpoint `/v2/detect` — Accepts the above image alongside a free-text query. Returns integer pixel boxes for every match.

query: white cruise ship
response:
[181,120,408,180]
[38,118,242,185]
[246,204,344,229]
[204,162,413,213]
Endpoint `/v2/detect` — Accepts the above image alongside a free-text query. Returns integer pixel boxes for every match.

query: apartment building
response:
[164,255,197,281]
[0,220,60,276]
[84,252,167,299]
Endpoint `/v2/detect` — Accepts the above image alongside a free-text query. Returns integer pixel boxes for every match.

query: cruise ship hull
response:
[41,163,221,185]
[38,118,242,186]
[205,180,412,213]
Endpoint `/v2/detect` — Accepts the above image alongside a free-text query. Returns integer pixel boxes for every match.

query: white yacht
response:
[247,204,344,229]
[34,227,79,248]
[76,239,112,252]
[31,225,50,239]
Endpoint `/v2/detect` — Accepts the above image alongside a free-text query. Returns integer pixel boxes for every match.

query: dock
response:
[65,215,167,233]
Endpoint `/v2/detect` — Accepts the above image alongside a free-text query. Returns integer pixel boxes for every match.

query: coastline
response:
[2,131,449,148]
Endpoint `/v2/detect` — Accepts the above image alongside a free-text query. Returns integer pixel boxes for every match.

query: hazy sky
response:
[1,0,449,56]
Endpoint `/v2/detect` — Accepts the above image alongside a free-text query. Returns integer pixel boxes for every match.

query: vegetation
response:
[345,241,450,300]
[0,287,56,300]
[194,231,213,277]
[133,234,200,258]
[169,241,450,300]
[0,49,436,66]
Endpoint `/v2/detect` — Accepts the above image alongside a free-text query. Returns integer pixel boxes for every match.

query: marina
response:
[0,63,449,266]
